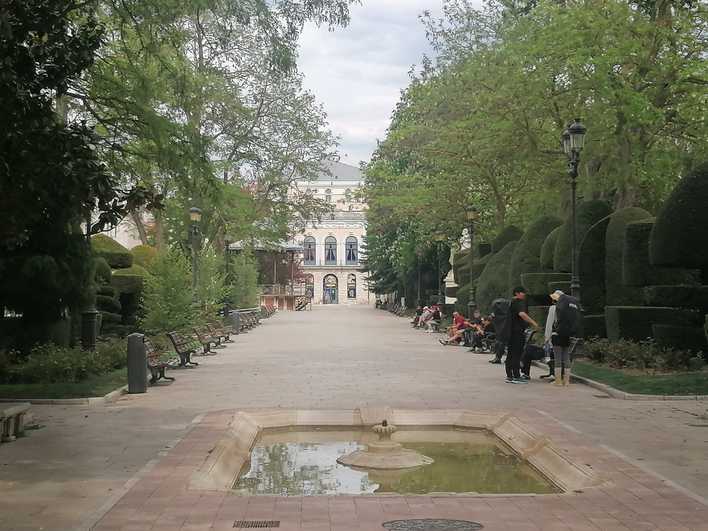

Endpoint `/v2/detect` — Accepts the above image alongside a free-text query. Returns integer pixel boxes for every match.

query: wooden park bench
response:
[166,331,199,367]
[1,403,30,443]
[144,338,174,385]
[207,322,232,343]
[193,326,222,353]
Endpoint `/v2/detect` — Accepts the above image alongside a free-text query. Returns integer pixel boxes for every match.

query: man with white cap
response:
[549,289,581,386]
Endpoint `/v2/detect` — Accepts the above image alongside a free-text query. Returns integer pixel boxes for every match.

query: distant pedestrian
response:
[505,287,539,384]
[550,290,581,386]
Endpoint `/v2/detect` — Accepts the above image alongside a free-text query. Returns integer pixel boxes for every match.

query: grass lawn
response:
[0,368,127,399]
[573,360,708,395]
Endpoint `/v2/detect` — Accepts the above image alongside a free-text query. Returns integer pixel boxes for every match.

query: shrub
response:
[131,245,158,270]
[521,272,571,297]
[227,251,260,309]
[112,264,148,294]
[197,247,229,319]
[548,281,571,294]
[605,305,703,342]
[476,241,517,314]
[578,216,611,313]
[581,337,696,372]
[643,285,708,313]
[509,216,562,288]
[94,257,112,284]
[492,226,523,253]
[97,285,115,297]
[96,295,121,314]
[605,207,651,305]
[652,324,707,352]
[91,234,133,269]
[540,227,561,270]
[582,314,606,339]
[650,161,708,281]
[554,200,611,272]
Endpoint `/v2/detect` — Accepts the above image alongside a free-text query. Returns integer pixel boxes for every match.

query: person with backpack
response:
[505,287,540,384]
[488,298,510,364]
[550,290,581,386]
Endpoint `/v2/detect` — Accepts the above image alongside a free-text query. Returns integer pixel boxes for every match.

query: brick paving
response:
[1,305,707,530]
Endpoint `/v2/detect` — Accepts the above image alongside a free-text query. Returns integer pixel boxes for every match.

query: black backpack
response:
[556,295,581,337]
[491,298,512,344]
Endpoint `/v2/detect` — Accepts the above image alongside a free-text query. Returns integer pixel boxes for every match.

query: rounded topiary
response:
[605,207,651,305]
[520,272,571,297]
[605,306,702,341]
[652,324,708,352]
[111,264,148,294]
[540,227,561,270]
[478,243,492,258]
[553,200,612,272]
[97,285,116,297]
[131,244,158,270]
[509,216,562,289]
[94,257,112,285]
[476,241,517,314]
[91,234,133,269]
[578,216,611,313]
[492,226,523,254]
[96,294,121,314]
[643,285,708,313]
[650,161,708,280]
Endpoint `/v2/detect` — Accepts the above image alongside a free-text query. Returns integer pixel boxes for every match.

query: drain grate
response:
[233,521,280,528]
[383,519,483,531]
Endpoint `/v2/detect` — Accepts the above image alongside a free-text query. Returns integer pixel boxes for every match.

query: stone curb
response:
[0,385,128,406]
[531,361,708,401]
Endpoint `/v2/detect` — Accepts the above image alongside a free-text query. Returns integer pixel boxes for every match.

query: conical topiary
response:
[605,207,651,305]
[476,241,517,314]
[491,226,523,253]
[554,200,612,273]
[509,215,562,289]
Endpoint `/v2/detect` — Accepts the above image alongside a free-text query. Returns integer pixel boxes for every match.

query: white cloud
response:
[297,1,444,166]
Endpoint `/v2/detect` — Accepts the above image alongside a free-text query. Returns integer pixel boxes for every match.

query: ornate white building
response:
[293,160,371,305]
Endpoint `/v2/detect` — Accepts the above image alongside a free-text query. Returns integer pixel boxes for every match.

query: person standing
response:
[506,287,539,384]
[550,290,581,386]
[539,298,558,381]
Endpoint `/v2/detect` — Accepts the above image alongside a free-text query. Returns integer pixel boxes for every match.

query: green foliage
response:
[476,241,517,313]
[643,286,708,313]
[554,201,611,273]
[196,247,229,320]
[578,216,611,313]
[650,162,708,280]
[131,245,158,270]
[509,216,562,288]
[0,339,127,384]
[91,235,133,269]
[96,295,121,314]
[492,226,523,254]
[540,227,561,271]
[520,273,571,297]
[582,338,697,372]
[605,306,703,342]
[652,325,707,353]
[112,265,148,294]
[583,314,607,339]
[141,248,196,334]
[227,252,260,309]
[94,257,112,284]
[605,207,651,305]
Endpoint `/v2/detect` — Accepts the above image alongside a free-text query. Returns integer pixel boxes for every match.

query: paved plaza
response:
[1,305,708,530]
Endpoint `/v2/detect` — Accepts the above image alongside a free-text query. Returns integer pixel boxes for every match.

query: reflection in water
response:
[233,433,557,495]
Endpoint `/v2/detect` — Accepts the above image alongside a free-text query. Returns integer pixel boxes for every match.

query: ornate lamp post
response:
[561,118,587,301]
[415,247,423,306]
[189,207,202,296]
[434,234,446,305]
[465,206,478,316]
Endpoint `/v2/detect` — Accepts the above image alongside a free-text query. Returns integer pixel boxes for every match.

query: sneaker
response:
[438,339,448,346]
[548,376,556,382]
[539,373,553,379]
[520,374,530,380]
[489,359,502,364]
[505,378,515,384]
[513,378,529,384]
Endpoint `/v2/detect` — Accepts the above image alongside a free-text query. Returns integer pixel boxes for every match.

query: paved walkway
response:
[1,305,707,530]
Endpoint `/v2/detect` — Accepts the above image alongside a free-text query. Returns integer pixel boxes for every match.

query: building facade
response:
[293,161,371,305]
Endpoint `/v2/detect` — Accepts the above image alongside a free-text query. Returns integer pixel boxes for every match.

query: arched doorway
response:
[323,274,338,305]
[347,273,357,299]
[305,274,315,299]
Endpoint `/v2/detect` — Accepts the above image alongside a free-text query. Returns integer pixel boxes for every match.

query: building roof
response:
[315,160,364,182]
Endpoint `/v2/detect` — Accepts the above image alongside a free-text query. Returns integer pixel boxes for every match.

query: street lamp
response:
[434,234,446,305]
[561,118,587,301]
[415,247,423,306]
[189,207,202,295]
[465,206,478,316]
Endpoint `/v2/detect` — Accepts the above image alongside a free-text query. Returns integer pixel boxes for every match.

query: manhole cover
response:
[383,519,483,530]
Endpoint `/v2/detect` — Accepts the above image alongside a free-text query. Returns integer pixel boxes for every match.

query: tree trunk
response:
[130,210,149,245]
[154,209,165,251]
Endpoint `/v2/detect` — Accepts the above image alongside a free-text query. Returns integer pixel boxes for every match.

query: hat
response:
[550,290,564,301]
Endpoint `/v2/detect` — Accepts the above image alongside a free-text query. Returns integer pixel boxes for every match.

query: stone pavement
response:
[1,305,707,530]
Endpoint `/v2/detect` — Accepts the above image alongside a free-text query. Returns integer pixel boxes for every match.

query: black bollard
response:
[127,333,148,394]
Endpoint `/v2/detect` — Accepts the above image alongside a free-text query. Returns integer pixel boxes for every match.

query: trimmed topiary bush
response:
[652,324,708,352]
[94,257,112,284]
[477,241,517,313]
[101,311,123,325]
[91,234,133,269]
[554,200,612,272]
[509,216,562,288]
[650,161,708,281]
[521,272,571,296]
[491,226,523,254]
[578,216,611,313]
[528,305,550,330]
[96,295,121,314]
[548,281,571,294]
[111,264,148,294]
[131,245,158,270]
[605,207,651,305]
[583,314,606,338]
[605,306,703,341]
[540,227,561,270]
[97,285,115,297]
[643,285,708,313]
[478,243,492,258]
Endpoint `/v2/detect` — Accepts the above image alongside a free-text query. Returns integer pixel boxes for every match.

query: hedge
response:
[476,241,517,314]
[528,305,550,331]
[623,220,702,287]
[91,234,133,269]
[96,285,115,297]
[540,227,561,270]
[455,281,472,312]
[652,324,708,352]
[578,215,611,313]
[96,294,121,314]
[643,285,708,313]
[111,264,148,294]
[94,257,112,284]
[509,216,562,288]
[479,243,492,258]
[605,306,703,342]
[650,161,708,280]
[131,245,158,270]
[548,281,571,294]
[583,314,606,339]
[491,226,523,254]
[100,311,123,325]
[520,272,571,296]
[554,200,611,272]
[605,207,651,305]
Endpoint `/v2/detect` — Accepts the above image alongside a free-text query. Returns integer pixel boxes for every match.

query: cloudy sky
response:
[297,1,444,166]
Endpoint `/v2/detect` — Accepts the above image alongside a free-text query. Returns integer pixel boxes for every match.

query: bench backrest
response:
[168,331,192,353]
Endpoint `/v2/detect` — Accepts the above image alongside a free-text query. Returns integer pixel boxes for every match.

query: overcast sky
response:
[297,1,444,167]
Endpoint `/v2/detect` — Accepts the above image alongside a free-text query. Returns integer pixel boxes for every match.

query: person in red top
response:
[440,311,470,345]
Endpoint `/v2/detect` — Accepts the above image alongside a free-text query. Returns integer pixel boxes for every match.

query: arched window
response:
[323,274,338,304]
[345,236,358,265]
[347,273,357,299]
[325,236,337,265]
[303,236,316,265]
[305,274,314,299]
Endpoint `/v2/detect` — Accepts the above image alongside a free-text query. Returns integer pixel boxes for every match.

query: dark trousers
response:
[493,340,506,361]
[505,332,525,379]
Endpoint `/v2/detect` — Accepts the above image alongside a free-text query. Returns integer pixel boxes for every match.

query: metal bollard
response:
[127,333,148,394]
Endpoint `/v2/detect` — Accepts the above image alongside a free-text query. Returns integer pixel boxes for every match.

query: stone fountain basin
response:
[190,407,602,493]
